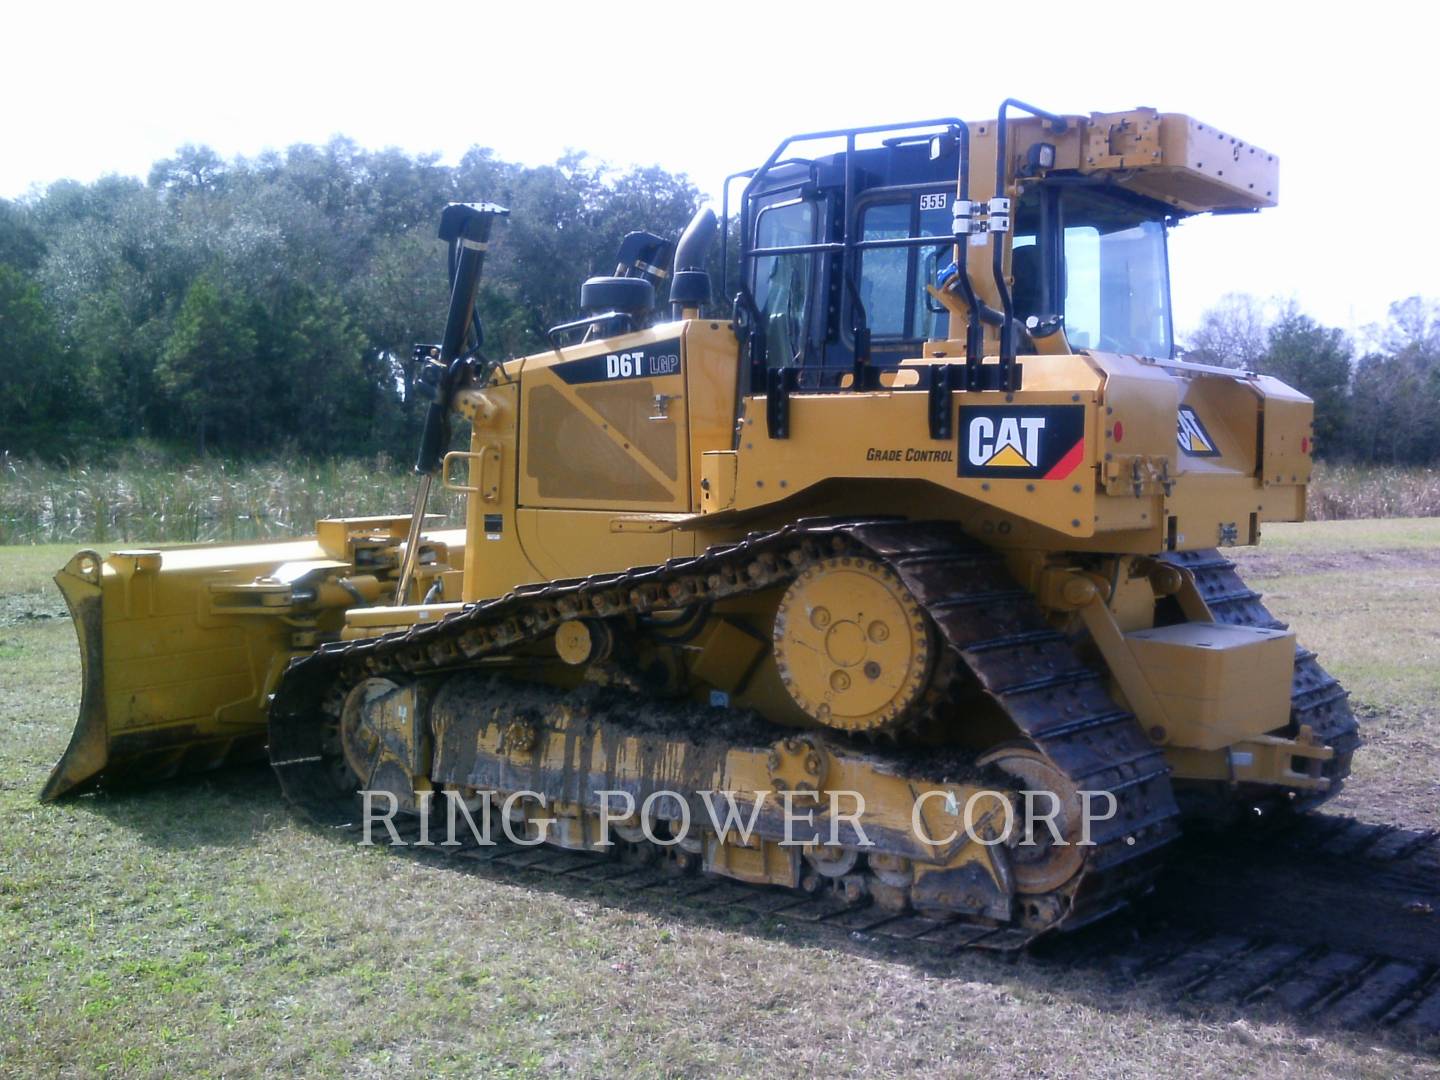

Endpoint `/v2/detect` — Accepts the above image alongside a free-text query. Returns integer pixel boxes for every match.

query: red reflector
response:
[1301,436,1310,455]
[1113,421,1124,443]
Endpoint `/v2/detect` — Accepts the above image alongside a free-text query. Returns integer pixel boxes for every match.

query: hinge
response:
[928,364,964,439]
[766,367,799,439]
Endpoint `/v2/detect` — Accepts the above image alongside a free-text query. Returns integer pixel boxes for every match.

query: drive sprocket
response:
[772,555,934,733]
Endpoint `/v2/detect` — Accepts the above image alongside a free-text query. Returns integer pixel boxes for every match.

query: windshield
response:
[1014,186,1174,358]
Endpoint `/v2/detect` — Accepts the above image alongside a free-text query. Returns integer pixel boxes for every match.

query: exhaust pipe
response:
[670,208,717,319]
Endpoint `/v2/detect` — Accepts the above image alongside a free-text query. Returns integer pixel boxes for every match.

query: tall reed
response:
[0,452,466,545]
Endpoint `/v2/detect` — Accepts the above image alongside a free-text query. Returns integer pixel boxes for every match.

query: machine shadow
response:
[321,802,1440,1048]
[64,762,289,849]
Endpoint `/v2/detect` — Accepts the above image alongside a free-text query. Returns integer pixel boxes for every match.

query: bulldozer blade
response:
[40,544,316,801]
[40,551,110,800]
[39,552,109,800]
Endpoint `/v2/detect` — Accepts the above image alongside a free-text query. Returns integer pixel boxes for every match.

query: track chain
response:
[269,518,1180,941]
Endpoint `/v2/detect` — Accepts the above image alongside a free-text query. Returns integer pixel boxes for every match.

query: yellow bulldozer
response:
[43,101,1357,943]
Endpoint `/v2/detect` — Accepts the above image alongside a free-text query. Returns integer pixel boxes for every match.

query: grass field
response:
[3,523,1440,1077]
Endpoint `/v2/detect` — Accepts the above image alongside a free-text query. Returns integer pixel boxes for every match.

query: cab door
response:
[851,188,955,367]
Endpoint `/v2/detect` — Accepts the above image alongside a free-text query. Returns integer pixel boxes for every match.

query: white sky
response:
[3,0,1435,339]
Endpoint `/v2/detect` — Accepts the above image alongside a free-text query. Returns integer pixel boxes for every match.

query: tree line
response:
[1184,294,1440,463]
[0,141,702,457]
[2,139,1437,464]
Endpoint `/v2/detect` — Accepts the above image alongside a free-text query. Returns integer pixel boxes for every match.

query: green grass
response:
[0,544,74,626]
[1256,516,1440,553]
[3,525,1440,1076]
[0,543,73,595]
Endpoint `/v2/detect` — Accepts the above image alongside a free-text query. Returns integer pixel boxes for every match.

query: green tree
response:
[1347,298,1440,463]
[156,276,257,453]
[148,144,228,194]
[254,284,373,455]
[15,137,712,460]
[0,199,44,271]
[1259,310,1352,456]
[0,264,66,450]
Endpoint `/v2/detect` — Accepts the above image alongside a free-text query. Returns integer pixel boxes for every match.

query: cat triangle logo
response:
[1177,406,1219,457]
[985,443,1032,467]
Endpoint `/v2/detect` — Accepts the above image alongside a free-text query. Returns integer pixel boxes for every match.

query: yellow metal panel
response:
[1079,110,1278,213]
[346,603,464,631]
[700,451,737,513]
[1175,374,1261,477]
[1253,374,1315,487]
[1093,352,1180,511]
[517,324,690,512]
[459,383,540,603]
[575,380,680,479]
[42,532,387,798]
[516,508,674,581]
[682,320,742,503]
[315,517,412,559]
[1162,474,1265,551]
[731,384,1099,539]
[104,641,250,693]
[1261,484,1306,524]
[110,672,258,733]
[1155,112,1278,209]
[1125,622,1296,750]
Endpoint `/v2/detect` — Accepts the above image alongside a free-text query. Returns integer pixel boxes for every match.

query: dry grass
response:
[4,525,1440,1076]
[0,451,465,545]
[1308,462,1440,521]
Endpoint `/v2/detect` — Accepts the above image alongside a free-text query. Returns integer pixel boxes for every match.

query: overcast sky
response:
[4,0,1433,339]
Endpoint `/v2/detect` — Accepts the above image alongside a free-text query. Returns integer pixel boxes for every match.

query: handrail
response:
[734,118,969,390]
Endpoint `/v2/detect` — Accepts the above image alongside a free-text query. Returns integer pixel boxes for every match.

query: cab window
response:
[858,203,909,337]
[856,193,952,344]
[1060,189,1172,357]
[753,200,814,367]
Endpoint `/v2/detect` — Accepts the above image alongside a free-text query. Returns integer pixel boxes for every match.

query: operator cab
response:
[741,133,962,380]
[731,115,1180,392]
